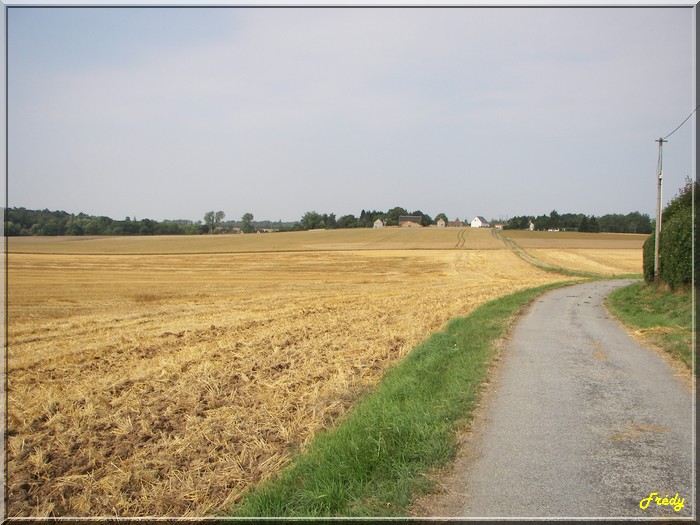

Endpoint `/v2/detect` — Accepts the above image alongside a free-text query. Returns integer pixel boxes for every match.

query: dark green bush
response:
[643,179,697,289]
[659,207,692,289]
[643,234,655,283]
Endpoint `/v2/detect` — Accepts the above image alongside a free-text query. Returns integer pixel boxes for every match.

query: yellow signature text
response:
[639,492,685,512]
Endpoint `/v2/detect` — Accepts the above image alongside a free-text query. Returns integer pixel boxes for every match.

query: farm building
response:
[471,216,491,228]
[447,220,463,228]
[436,218,446,228]
[373,219,384,228]
[398,216,422,228]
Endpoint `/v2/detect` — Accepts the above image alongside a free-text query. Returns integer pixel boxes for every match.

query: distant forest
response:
[3,206,653,236]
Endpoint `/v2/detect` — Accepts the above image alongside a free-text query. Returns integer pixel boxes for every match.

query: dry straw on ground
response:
[6,228,642,516]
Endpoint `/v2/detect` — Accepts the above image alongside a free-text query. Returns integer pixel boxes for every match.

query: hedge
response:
[643,181,696,290]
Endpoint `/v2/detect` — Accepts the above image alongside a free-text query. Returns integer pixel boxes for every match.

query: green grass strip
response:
[605,281,694,369]
[231,281,574,518]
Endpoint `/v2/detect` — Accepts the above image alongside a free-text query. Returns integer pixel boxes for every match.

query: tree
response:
[5,221,21,236]
[324,213,337,229]
[84,220,100,235]
[624,211,652,234]
[241,213,254,234]
[534,214,550,231]
[337,214,358,228]
[409,210,433,227]
[358,210,384,228]
[204,211,215,234]
[385,207,408,226]
[139,219,156,235]
[215,211,226,232]
[504,216,531,230]
[578,215,589,233]
[123,217,141,235]
[549,210,561,230]
[663,177,695,223]
[300,211,323,230]
[204,211,226,234]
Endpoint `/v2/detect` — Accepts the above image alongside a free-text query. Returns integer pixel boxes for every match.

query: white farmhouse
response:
[436,218,446,228]
[470,216,490,228]
[373,219,384,228]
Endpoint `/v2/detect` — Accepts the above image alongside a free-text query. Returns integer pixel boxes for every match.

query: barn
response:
[398,215,422,228]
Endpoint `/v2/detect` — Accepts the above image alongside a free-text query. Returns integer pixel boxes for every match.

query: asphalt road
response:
[458,280,694,519]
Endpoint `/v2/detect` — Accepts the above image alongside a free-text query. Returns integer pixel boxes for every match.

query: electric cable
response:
[662,104,700,140]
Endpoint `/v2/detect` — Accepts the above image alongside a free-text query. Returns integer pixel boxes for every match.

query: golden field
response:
[500,230,647,276]
[501,230,648,250]
[5,228,644,516]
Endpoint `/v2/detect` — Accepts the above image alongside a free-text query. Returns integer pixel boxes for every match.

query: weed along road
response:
[456,280,693,519]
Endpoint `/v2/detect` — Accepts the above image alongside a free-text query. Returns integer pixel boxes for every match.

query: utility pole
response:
[654,137,667,286]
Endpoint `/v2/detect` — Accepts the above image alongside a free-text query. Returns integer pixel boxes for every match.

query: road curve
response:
[457,280,693,519]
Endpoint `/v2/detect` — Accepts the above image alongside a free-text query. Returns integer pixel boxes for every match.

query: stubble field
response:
[501,230,647,275]
[5,228,644,516]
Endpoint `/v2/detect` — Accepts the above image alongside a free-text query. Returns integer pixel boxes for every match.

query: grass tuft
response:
[231,281,572,517]
[605,281,693,369]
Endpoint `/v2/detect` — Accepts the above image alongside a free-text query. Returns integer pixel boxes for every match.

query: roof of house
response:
[473,216,489,223]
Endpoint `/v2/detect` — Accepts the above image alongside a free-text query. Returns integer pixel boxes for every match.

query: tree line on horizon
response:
[2,208,294,237]
[502,210,653,234]
[3,205,653,237]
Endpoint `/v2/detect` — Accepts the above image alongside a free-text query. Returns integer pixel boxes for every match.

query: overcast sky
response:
[6,4,695,223]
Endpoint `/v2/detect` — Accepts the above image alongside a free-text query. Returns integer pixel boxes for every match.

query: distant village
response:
[372,215,535,231]
[5,206,652,237]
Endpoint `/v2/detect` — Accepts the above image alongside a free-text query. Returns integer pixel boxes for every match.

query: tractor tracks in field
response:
[491,228,580,276]
[455,228,468,249]
[492,228,546,268]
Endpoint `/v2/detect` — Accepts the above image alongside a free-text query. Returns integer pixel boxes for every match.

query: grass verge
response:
[605,281,694,370]
[230,281,574,517]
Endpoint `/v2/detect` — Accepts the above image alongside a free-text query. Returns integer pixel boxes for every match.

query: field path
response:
[492,228,550,269]
[425,280,694,519]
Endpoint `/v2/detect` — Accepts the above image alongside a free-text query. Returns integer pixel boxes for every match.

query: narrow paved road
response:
[457,280,693,519]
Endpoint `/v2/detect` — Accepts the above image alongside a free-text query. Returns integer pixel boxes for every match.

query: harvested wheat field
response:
[501,230,646,275]
[8,226,504,255]
[5,228,638,517]
[527,248,643,275]
[501,230,648,250]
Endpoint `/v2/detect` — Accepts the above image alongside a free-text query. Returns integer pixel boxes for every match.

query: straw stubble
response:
[7,230,637,516]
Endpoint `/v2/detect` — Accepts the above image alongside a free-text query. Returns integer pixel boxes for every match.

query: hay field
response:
[6,228,639,517]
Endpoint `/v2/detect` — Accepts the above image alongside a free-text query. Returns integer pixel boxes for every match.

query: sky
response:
[5,3,696,223]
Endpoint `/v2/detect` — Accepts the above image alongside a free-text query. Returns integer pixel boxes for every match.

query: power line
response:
[662,104,700,140]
